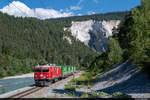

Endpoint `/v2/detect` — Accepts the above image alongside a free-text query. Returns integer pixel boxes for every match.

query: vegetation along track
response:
[8,87,43,98]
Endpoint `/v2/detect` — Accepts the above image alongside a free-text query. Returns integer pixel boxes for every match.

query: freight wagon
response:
[34,64,76,86]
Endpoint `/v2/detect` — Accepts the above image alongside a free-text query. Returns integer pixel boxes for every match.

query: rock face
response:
[63,35,72,44]
[66,20,120,51]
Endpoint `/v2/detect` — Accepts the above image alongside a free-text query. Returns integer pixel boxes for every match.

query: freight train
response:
[34,64,76,86]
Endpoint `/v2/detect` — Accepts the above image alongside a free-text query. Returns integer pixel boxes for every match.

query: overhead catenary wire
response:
[7,0,29,17]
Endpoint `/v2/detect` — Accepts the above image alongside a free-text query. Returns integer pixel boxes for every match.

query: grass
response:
[64,84,76,91]
[63,71,99,98]
[67,92,78,97]
[0,88,8,94]
[65,71,98,91]
[81,91,131,98]
[81,93,89,98]
[112,92,132,98]
[80,91,110,98]
[64,71,131,98]
[88,90,111,98]
[19,84,28,88]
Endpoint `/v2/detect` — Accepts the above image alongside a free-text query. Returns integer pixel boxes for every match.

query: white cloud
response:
[0,1,35,17]
[0,1,73,19]
[88,11,96,15]
[70,6,81,11]
[78,14,82,16]
[35,8,72,19]
[68,0,82,12]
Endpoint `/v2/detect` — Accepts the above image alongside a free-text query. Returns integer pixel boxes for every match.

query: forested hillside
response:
[47,11,128,22]
[89,0,150,77]
[0,12,98,78]
[0,10,130,78]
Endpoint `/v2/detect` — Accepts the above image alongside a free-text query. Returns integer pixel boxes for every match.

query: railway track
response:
[24,71,83,98]
[7,71,81,98]
[8,86,43,98]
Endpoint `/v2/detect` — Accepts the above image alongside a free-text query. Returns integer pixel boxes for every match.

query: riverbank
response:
[0,73,34,95]
[0,73,34,80]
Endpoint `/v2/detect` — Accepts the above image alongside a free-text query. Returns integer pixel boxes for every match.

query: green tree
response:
[89,38,123,74]
[107,38,123,66]
[117,0,150,75]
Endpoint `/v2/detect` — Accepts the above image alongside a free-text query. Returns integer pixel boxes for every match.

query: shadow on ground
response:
[92,62,150,94]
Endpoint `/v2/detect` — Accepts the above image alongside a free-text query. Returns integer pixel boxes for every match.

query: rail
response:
[8,87,43,98]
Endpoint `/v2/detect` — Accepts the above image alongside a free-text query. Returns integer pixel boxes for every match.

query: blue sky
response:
[0,0,141,14]
[0,0,141,19]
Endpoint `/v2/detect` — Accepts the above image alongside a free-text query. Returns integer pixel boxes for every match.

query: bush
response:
[97,92,110,98]
[89,91,110,98]
[112,92,131,98]
[64,84,76,92]
[67,92,78,97]
[0,88,8,94]
[81,93,89,98]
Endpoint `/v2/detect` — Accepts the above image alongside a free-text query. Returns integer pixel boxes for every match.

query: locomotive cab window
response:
[34,68,41,72]
[43,68,49,72]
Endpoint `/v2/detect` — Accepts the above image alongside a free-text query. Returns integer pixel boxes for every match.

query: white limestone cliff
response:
[64,20,120,51]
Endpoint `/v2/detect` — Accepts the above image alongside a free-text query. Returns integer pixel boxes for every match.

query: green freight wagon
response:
[70,66,73,73]
[66,66,72,75]
[60,65,67,77]
[68,66,73,75]
[73,66,76,72]
[60,65,74,77]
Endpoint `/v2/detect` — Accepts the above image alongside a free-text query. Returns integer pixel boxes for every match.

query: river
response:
[0,77,34,94]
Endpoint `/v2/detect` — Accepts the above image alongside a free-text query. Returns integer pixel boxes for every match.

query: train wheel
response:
[43,81,45,86]
[46,81,51,86]
[52,79,55,83]
[59,77,62,80]
[38,81,43,87]
[35,81,40,86]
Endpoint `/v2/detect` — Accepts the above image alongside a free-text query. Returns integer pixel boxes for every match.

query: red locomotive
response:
[34,64,75,86]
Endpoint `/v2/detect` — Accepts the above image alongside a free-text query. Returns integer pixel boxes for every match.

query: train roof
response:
[34,64,61,68]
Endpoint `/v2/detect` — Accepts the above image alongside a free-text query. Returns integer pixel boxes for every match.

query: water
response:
[0,77,34,94]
